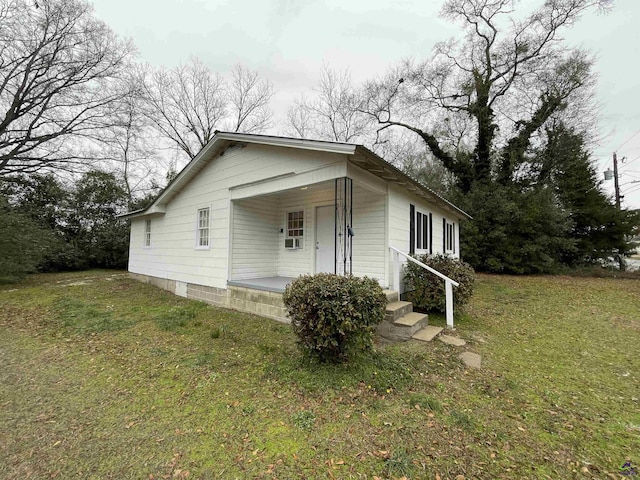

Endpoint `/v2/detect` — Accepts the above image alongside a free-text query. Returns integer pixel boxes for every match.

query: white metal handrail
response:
[389,246,458,329]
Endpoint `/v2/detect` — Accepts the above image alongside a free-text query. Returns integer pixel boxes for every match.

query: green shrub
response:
[404,254,476,313]
[282,273,387,363]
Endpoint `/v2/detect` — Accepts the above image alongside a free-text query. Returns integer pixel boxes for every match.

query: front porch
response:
[229,175,388,288]
[227,276,295,293]
[225,277,444,342]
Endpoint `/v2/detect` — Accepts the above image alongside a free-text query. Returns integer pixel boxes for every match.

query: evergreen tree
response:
[0,195,55,282]
[72,171,130,269]
[457,182,574,274]
[535,124,639,267]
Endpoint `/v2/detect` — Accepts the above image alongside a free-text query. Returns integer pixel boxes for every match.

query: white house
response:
[123,132,471,323]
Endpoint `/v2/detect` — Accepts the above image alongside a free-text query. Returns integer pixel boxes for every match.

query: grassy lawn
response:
[0,271,638,479]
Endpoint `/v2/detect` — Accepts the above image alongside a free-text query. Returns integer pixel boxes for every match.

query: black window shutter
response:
[453,222,456,254]
[423,216,428,252]
[409,204,415,254]
[429,213,433,254]
[443,218,446,252]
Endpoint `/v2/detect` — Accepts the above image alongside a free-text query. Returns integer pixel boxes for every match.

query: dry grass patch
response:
[1,271,638,478]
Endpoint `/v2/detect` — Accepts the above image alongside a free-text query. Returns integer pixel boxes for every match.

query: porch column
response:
[335,177,353,275]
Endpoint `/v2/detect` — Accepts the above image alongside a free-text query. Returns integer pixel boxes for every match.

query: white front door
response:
[315,205,335,273]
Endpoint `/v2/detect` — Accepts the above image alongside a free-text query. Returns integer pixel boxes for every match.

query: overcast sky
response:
[91,0,640,209]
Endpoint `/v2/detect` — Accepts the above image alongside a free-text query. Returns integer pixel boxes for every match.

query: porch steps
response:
[385,301,413,322]
[383,289,399,303]
[377,291,436,342]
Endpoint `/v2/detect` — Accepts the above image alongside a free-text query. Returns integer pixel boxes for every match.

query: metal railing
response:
[389,246,459,329]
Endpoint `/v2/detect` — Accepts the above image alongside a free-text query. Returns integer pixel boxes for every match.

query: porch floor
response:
[227,276,296,293]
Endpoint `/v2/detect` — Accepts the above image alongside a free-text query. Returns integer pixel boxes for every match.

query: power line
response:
[620,154,640,168]
[623,183,640,195]
[616,128,640,151]
[625,180,640,193]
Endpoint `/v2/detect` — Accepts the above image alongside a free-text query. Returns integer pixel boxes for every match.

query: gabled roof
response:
[121,131,471,220]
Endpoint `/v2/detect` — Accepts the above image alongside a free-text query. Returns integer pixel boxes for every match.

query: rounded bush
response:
[404,254,476,313]
[282,273,387,363]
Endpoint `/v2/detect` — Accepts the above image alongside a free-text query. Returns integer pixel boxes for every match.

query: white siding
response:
[129,144,347,289]
[388,185,465,292]
[277,185,334,278]
[231,196,279,280]
[128,140,463,294]
[351,183,386,285]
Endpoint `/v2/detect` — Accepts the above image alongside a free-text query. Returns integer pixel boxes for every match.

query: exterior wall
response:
[231,196,279,280]
[127,139,464,299]
[129,272,289,323]
[388,184,465,292]
[128,143,347,289]
[351,182,386,285]
[276,184,334,278]
[274,179,386,284]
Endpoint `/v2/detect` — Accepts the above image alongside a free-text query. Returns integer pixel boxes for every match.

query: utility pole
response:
[613,152,621,209]
[612,152,626,271]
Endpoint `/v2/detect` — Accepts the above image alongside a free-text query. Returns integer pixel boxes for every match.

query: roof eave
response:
[353,145,472,220]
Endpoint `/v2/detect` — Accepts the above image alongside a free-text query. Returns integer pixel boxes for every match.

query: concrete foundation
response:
[129,273,289,323]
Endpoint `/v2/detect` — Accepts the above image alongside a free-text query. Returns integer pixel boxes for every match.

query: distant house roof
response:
[121,131,471,220]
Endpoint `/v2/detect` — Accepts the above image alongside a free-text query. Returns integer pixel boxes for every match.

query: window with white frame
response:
[285,210,304,249]
[415,210,430,251]
[144,219,151,247]
[445,220,455,253]
[196,208,210,248]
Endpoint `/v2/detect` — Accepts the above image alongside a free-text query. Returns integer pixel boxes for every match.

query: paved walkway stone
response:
[439,334,466,347]
[459,351,482,369]
[412,325,443,342]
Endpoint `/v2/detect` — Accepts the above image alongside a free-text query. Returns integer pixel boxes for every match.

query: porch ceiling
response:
[232,178,335,202]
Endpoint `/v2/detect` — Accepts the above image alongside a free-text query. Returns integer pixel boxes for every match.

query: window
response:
[196,208,210,248]
[285,210,304,249]
[144,219,151,247]
[416,210,430,251]
[410,204,431,254]
[445,220,455,253]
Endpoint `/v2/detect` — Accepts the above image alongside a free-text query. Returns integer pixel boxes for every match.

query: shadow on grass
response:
[52,297,135,334]
[264,347,416,394]
[152,302,208,332]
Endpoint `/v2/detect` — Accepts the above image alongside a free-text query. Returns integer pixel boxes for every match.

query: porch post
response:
[334,177,353,275]
[392,248,400,292]
[445,280,454,329]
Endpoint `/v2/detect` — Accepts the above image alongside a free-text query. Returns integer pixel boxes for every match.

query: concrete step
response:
[383,289,399,303]
[385,301,413,322]
[394,312,429,337]
[412,325,444,342]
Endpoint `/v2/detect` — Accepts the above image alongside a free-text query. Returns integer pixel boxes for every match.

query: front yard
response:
[0,271,638,479]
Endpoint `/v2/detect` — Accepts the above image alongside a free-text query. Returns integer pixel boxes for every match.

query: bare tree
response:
[226,64,274,133]
[359,0,610,192]
[143,59,274,161]
[93,75,164,205]
[142,58,226,161]
[285,66,369,143]
[0,0,133,176]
